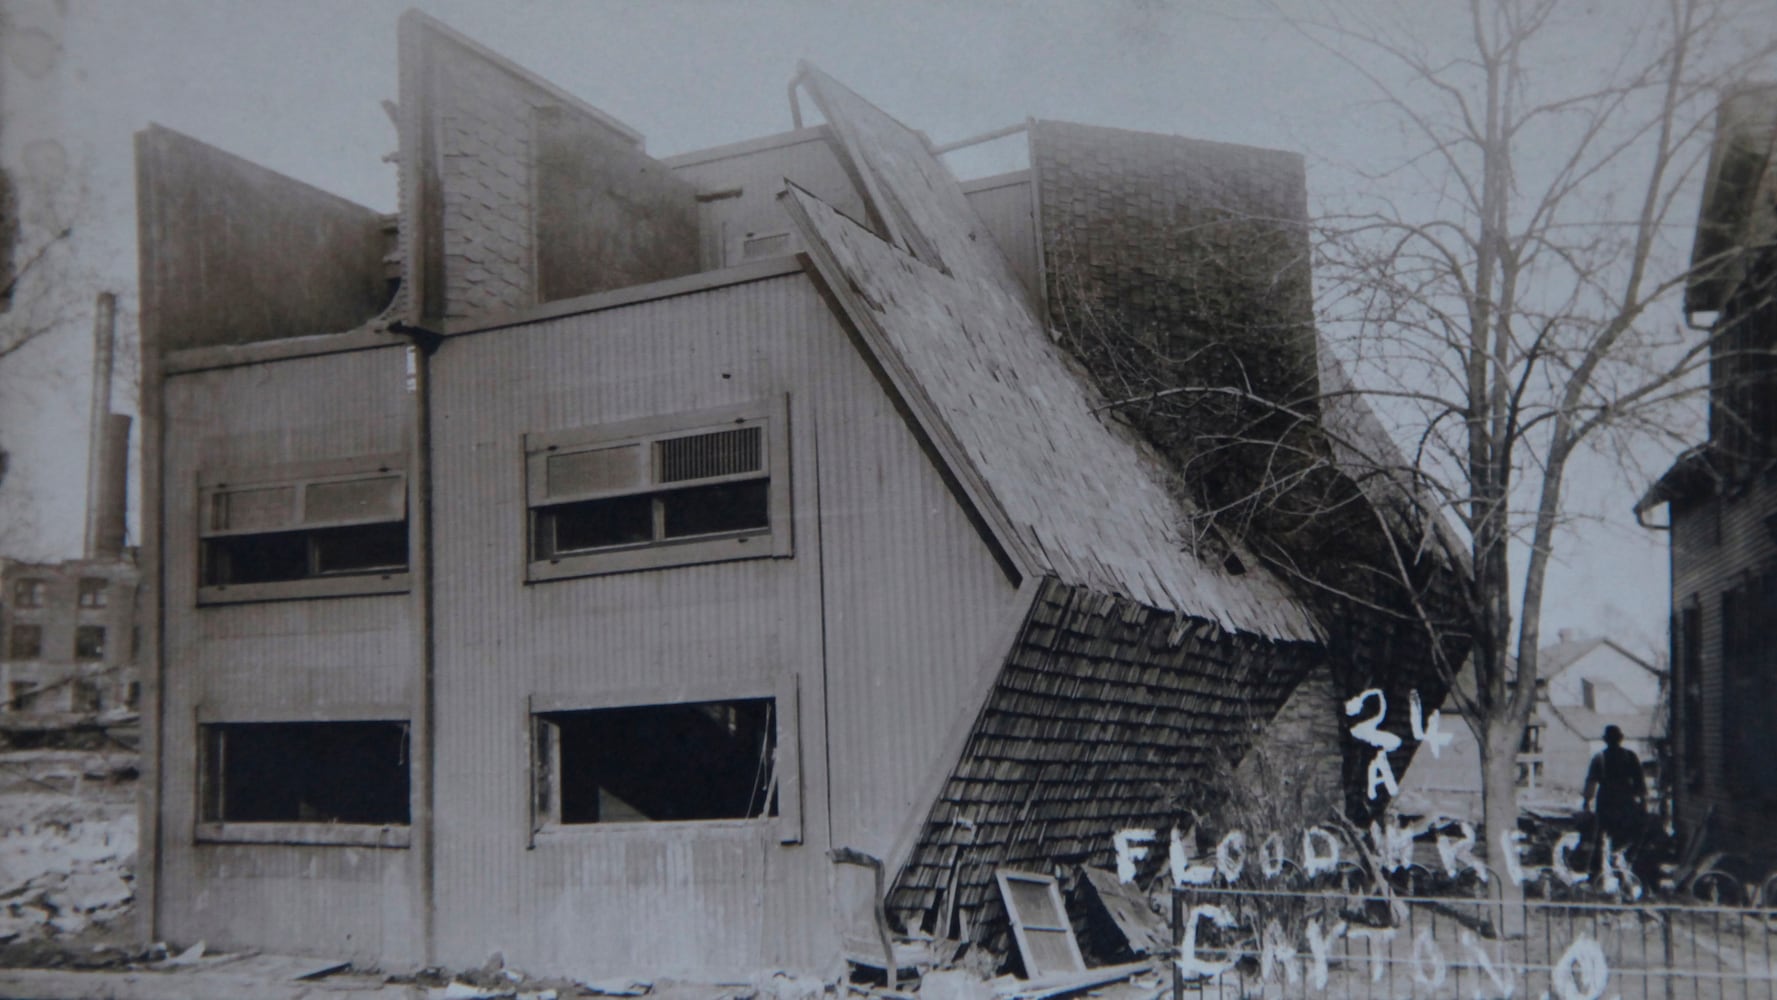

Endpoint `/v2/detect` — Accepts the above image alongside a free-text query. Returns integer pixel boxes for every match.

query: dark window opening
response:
[72,678,102,714]
[537,698,778,824]
[312,523,409,575]
[8,624,42,659]
[125,682,141,710]
[661,480,769,538]
[534,481,770,558]
[202,721,410,825]
[537,495,654,556]
[525,407,787,577]
[8,681,38,712]
[1720,572,1777,797]
[75,625,105,661]
[1680,604,1703,787]
[78,578,108,608]
[203,522,409,586]
[1519,725,1543,754]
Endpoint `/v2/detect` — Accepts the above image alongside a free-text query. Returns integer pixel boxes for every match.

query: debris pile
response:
[0,792,136,942]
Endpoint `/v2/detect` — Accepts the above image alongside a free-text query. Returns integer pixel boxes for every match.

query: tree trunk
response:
[1480,719,1527,937]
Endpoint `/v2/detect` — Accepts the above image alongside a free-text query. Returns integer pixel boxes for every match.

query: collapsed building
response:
[133,12,1462,978]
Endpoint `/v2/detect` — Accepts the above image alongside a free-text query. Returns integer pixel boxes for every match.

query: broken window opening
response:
[201,720,411,825]
[75,625,106,661]
[535,697,778,825]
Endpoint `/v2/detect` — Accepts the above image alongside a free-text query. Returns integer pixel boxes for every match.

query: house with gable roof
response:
[1637,83,1777,871]
[1396,633,1665,820]
[133,12,1459,978]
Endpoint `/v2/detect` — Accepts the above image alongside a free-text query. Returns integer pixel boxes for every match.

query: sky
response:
[0,0,1743,658]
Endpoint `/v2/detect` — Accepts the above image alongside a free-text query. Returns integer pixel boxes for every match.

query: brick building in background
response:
[1639,84,1777,872]
[131,12,1463,978]
[1,556,139,722]
[2,286,139,731]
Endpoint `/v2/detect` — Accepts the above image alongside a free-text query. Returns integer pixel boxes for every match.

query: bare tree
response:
[1298,0,1777,905]
[1054,0,1777,912]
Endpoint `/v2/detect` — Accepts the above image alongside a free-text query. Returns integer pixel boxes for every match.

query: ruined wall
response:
[424,269,1019,978]
[155,346,421,964]
[398,11,699,326]
[134,126,390,353]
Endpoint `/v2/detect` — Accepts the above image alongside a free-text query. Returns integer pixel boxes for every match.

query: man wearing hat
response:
[1582,724,1647,879]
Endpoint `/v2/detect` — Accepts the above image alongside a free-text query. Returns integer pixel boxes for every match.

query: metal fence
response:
[1169,883,1777,999]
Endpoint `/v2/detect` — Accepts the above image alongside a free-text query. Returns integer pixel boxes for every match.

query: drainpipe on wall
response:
[389,321,442,967]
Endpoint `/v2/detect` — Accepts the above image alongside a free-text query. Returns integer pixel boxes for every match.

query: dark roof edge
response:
[1636,445,1718,513]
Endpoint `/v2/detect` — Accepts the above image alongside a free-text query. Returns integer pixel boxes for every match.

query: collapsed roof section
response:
[783,66,1321,644]
[394,11,701,328]
[887,577,1322,949]
[134,126,395,354]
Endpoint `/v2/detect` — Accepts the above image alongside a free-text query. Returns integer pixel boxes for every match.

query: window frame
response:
[74,624,106,662]
[12,578,46,609]
[8,681,39,712]
[523,398,792,582]
[77,577,108,608]
[196,452,412,605]
[526,673,802,846]
[8,623,43,660]
[193,703,414,848]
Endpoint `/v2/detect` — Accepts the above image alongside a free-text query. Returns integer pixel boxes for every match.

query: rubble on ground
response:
[0,790,136,943]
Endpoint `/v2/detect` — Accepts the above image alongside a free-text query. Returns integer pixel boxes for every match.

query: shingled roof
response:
[885,578,1320,950]
[782,67,1320,643]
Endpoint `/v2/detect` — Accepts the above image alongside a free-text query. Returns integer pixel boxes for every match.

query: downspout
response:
[389,321,441,966]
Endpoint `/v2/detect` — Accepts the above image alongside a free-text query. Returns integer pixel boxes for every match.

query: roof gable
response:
[1687,83,1777,314]
[783,68,1319,642]
[1540,634,1662,682]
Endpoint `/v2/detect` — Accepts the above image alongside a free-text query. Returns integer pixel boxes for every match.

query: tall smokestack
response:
[92,414,131,559]
[84,291,117,559]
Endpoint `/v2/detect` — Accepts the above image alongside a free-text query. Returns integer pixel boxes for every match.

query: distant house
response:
[132,13,1458,978]
[1532,635,1665,804]
[1395,633,1664,818]
[1637,84,1777,870]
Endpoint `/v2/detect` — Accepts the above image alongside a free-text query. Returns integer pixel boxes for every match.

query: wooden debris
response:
[995,870,1085,979]
[1073,868,1168,959]
[990,961,1152,1000]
